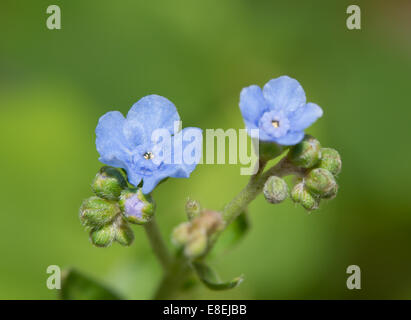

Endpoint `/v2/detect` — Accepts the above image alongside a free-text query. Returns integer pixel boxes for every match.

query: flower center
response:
[143,152,154,160]
[271,120,280,128]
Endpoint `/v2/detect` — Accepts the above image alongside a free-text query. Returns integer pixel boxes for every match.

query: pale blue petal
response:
[262,76,306,114]
[289,103,323,131]
[127,95,180,138]
[169,127,202,178]
[141,174,167,194]
[250,128,276,142]
[123,118,146,149]
[274,131,305,146]
[96,111,130,167]
[140,127,202,194]
[125,168,142,187]
[239,85,268,129]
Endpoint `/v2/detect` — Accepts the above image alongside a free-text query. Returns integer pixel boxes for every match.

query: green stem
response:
[152,156,301,299]
[221,157,296,226]
[153,252,192,299]
[144,217,172,271]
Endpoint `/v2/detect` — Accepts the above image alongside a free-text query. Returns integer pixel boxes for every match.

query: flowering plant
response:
[70,76,342,299]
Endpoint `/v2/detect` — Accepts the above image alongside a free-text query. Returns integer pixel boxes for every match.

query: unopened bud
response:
[191,210,224,236]
[90,224,115,247]
[119,188,155,225]
[114,218,134,246]
[92,166,127,200]
[317,148,342,176]
[322,183,338,200]
[172,222,191,246]
[184,229,207,259]
[79,196,119,228]
[291,182,320,211]
[305,168,337,198]
[263,176,288,204]
[289,135,321,168]
[185,199,201,220]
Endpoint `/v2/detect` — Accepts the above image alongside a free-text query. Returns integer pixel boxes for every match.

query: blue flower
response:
[239,76,323,146]
[96,95,202,194]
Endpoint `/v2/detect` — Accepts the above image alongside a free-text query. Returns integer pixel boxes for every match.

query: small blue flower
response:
[96,95,202,194]
[239,76,323,146]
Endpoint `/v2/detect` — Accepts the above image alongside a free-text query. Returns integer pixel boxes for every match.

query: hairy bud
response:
[263,176,288,204]
[184,229,208,259]
[291,182,320,211]
[90,224,115,247]
[191,210,224,236]
[119,188,155,225]
[114,217,135,246]
[91,166,127,200]
[289,135,321,168]
[317,148,342,176]
[79,196,119,228]
[185,199,201,220]
[322,183,338,200]
[173,210,224,259]
[305,168,337,198]
[171,222,191,246]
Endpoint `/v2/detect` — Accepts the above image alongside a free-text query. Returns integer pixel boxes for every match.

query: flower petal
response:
[141,174,167,194]
[262,76,306,114]
[289,103,323,131]
[239,85,268,129]
[123,118,146,148]
[96,111,130,167]
[127,95,180,138]
[125,169,142,188]
[140,127,203,194]
[169,127,203,178]
[274,131,305,146]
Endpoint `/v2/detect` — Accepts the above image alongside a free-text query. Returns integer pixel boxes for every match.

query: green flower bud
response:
[79,196,119,228]
[305,168,337,197]
[171,222,191,246]
[184,229,207,259]
[91,166,127,200]
[317,148,342,176]
[119,188,155,225]
[185,199,201,220]
[322,183,338,200]
[263,176,288,204]
[114,218,134,246]
[289,135,321,168]
[90,224,115,247]
[291,182,320,211]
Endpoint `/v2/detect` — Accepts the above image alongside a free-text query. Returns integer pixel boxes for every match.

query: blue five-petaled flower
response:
[239,76,323,145]
[96,95,202,194]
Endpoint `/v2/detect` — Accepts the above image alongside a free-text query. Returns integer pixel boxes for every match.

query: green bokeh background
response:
[1,0,410,299]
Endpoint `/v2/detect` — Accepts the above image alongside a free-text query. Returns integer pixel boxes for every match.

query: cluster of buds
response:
[172,200,224,259]
[79,166,155,247]
[288,135,342,211]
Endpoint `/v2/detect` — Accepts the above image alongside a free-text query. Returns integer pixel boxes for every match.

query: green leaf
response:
[60,268,123,300]
[193,262,244,291]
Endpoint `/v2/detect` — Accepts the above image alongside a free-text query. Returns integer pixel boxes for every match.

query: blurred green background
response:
[1,0,411,299]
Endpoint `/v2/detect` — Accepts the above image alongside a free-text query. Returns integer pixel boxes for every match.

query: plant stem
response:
[144,217,172,271]
[151,156,301,299]
[153,252,192,299]
[222,157,294,225]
